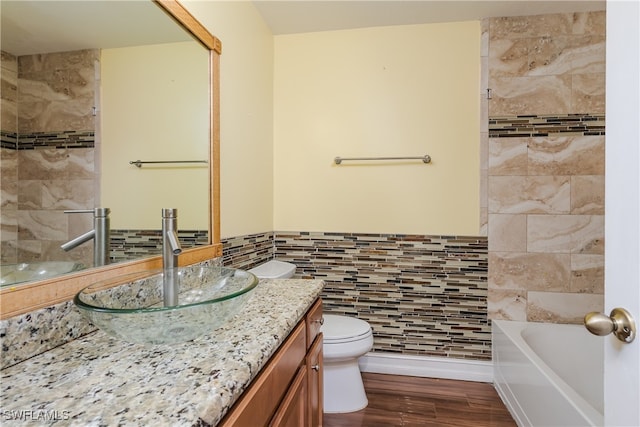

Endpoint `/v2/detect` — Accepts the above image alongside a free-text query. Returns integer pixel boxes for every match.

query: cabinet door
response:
[305,299,323,349]
[307,333,323,427]
[269,366,307,427]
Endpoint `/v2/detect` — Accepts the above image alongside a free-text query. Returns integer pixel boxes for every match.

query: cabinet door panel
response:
[305,299,323,349]
[270,366,307,427]
[218,322,306,427]
[307,333,323,427]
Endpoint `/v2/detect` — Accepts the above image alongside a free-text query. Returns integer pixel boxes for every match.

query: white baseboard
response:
[358,352,493,383]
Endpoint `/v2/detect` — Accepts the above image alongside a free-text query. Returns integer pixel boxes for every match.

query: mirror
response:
[0,0,221,318]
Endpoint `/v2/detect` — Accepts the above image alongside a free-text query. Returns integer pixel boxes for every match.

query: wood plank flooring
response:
[323,373,517,427]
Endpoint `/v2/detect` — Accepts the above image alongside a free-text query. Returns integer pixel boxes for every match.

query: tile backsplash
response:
[223,231,491,361]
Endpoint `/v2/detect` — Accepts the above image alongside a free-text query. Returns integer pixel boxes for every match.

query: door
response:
[604,1,640,425]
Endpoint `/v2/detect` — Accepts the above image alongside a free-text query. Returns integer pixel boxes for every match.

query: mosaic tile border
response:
[1,130,95,150]
[222,231,491,361]
[1,131,18,149]
[221,231,274,271]
[489,114,605,138]
[17,130,95,149]
[109,229,208,262]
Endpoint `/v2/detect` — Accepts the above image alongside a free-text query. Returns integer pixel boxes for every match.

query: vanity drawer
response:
[218,321,306,427]
[305,299,323,349]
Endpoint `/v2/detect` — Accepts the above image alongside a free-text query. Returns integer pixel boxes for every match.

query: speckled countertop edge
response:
[0,279,324,426]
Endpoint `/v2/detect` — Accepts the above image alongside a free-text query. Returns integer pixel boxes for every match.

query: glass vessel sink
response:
[74,266,258,345]
[1,261,85,287]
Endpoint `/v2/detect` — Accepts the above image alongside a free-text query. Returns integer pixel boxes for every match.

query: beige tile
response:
[528,135,605,176]
[527,291,603,324]
[527,214,604,254]
[17,210,68,240]
[17,180,43,210]
[1,51,18,72]
[527,214,575,253]
[488,137,527,176]
[1,98,17,132]
[527,36,574,76]
[569,36,606,74]
[0,208,17,242]
[489,251,570,291]
[0,241,17,264]
[570,254,604,293]
[67,148,95,180]
[572,73,606,114]
[488,175,570,214]
[41,179,95,210]
[18,149,68,180]
[16,240,43,262]
[489,14,573,40]
[488,288,527,320]
[488,75,572,116]
[571,175,604,214]
[488,213,527,252]
[572,11,606,36]
[527,35,605,76]
[489,38,529,77]
[571,215,604,255]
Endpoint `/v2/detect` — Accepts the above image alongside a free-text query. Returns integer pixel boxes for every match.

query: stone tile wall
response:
[223,231,491,361]
[0,50,98,266]
[1,52,18,263]
[486,11,606,323]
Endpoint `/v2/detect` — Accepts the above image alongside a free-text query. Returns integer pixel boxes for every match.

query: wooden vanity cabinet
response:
[218,298,323,427]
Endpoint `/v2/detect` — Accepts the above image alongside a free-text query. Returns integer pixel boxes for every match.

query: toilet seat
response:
[322,315,372,344]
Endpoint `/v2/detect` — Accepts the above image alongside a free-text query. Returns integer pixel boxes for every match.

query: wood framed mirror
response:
[0,0,221,319]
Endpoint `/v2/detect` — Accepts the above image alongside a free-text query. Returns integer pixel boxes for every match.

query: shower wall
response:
[485,11,606,323]
[0,50,98,266]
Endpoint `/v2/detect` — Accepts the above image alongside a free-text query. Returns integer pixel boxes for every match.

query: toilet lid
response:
[321,315,371,342]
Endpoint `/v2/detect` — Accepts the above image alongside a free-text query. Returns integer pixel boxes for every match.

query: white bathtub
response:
[493,320,604,427]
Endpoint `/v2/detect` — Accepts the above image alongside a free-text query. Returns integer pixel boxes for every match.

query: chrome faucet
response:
[162,208,183,306]
[61,208,111,266]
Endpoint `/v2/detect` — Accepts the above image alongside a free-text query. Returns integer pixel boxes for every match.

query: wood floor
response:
[323,373,517,427]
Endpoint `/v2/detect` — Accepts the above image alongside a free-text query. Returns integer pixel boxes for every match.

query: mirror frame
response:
[0,0,222,320]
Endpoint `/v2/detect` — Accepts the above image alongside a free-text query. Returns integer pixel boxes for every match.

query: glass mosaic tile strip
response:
[489,114,605,138]
[1,131,18,149]
[15,130,95,149]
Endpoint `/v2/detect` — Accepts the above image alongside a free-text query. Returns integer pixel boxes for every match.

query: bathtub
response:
[492,320,604,427]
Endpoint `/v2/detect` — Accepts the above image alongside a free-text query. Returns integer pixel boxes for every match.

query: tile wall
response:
[223,232,491,361]
[485,11,606,323]
[0,50,99,267]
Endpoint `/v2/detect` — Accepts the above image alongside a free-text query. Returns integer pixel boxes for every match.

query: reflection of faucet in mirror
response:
[61,208,111,267]
[162,208,183,307]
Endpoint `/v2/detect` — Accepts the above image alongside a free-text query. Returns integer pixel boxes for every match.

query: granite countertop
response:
[1,279,324,426]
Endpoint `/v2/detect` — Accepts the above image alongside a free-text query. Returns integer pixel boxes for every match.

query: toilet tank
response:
[248,260,296,279]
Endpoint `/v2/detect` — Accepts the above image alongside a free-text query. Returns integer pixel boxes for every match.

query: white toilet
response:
[248,259,296,279]
[321,314,374,413]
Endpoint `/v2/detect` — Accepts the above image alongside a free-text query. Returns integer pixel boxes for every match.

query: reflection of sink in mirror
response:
[74,266,258,345]
[0,262,86,287]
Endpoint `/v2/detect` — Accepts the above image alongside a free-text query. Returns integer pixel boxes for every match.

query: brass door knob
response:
[584,308,636,343]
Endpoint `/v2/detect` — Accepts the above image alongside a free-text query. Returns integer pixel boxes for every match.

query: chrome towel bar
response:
[334,155,431,165]
[129,160,208,168]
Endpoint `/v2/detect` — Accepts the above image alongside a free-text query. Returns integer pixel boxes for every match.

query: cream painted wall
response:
[181,0,275,239]
[101,41,209,229]
[274,22,481,235]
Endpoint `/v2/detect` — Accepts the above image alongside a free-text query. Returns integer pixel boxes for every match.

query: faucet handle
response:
[64,209,94,214]
[64,208,110,217]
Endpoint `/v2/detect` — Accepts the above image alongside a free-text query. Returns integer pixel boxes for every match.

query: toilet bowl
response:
[248,260,296,279]
[321,314,374,413]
